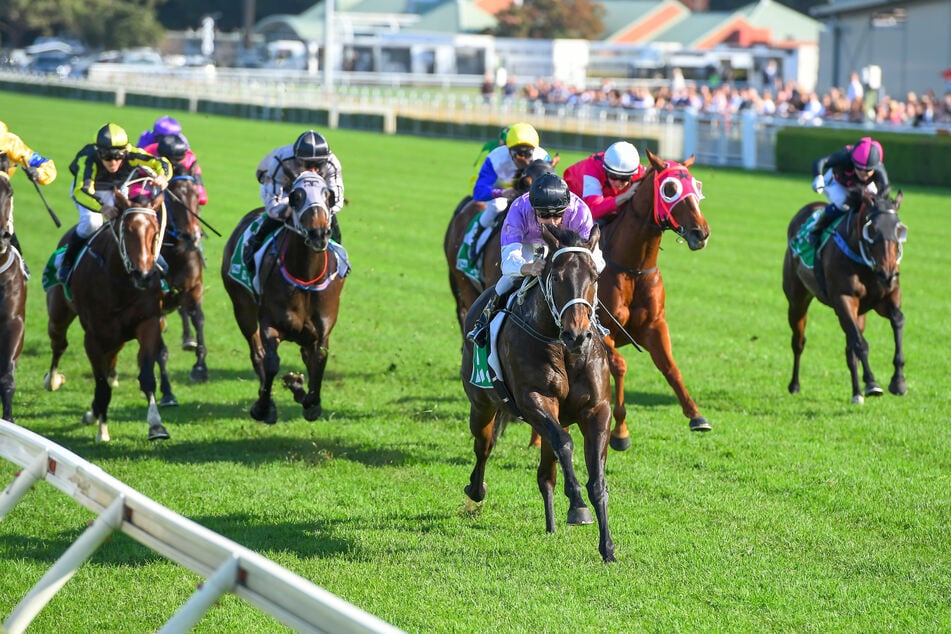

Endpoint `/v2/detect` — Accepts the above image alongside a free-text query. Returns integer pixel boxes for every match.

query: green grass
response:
[2,92,950,633]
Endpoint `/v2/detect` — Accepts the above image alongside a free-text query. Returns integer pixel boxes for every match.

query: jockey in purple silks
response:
[466,172,605,346]
[137,115,189,149]
[809,136,890,247]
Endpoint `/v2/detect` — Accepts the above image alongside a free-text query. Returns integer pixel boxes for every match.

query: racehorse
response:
[160,174,208,382]
[221,172,346,424]
[444,159,553,336]
[461,223,616,562]
[597,149,711,448]
[44,186,171,442]
[783,188,907,403]
[0,172,27,421]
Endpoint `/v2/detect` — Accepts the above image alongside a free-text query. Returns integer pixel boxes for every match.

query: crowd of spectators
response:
[482,68,951,129]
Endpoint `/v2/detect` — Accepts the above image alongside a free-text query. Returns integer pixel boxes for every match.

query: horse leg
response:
[188,302,208,383]
[537,440,558,533]
[603,335,631,450]
[833,298,867,404]
[855,313,882,398]
[44,287,75,392]
[84,340,117,442]
[179,305,197,351]
[137,321,170,440]
[156,335,178,407]
[639,323,710,432]
[531,406,592,527]
[885,305,906,395]
[580,406,616,563]
[0,366,13,421]
[785,270,813,395]
[250,328,279,424]
[300,341,329,421]
[465,400,498,506]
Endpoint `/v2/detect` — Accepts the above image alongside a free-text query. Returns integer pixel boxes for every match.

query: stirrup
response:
[466,320,488,347]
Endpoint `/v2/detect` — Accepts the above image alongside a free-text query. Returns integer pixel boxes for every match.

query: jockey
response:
[466,173,605,347]
[471,122,554,231]
[143,133,209,206]
[809,136,890,247]
[137,115,189,149]
[58,123,172,282]
[0,120,57,265]
[245,129,344,276]
[563,141,648,221]
[468,125,509,190]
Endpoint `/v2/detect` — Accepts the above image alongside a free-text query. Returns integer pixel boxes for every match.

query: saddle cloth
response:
[790,210,844,269]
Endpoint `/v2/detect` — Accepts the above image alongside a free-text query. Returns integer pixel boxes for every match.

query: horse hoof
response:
[96,428,110,443]
[303,404,322,421]
[189,366,208,383]
[464,483,487,503]
[44,371,65,392]
[181,338,198,352]
[689,417,712,432]
[250,401,278,425]
[82,410,96,425]
[160,394,179,407]
[609,435,631,452]
[851,394,865,405]
[148,424,170,441]
[108,374,119,389]
[865,384,884,397]
[567,507,594,526]
[889,377,907,396]
[788,382,800,394]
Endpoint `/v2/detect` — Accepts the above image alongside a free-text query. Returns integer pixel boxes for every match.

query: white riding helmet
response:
[603,141,640,177]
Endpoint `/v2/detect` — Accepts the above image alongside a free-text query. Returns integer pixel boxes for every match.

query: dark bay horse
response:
[444,159,553,336]
[0,172,27,421]
[221,172,346,424]
[783,188,907,403]
[44,188,170,442]
[461,224,615,562]
[160,174,208,382]
[597,149,711,448]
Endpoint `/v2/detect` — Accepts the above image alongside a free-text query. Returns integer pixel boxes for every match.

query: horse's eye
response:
[288,188,306,210]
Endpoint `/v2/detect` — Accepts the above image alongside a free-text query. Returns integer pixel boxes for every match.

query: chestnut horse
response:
[160,174,208,382]
[783,188,907,403]
[0,172,27,421]
[221,172,346,424]
[44,188,170,442]
[597,149,711,449]
[444,159,553,336]
[461,224,615,562]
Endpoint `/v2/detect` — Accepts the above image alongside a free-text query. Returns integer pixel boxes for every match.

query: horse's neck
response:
[278,232,334,281]
[604,197,662,269]
[515,280,558,335]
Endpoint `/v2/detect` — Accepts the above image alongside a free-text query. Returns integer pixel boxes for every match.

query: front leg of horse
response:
[888,306,907,396]
[535,413,592,527]
[184,304,209,383]
[89,373,114,442]
[156,335,178,407]
[581,405,616,562]
[298,342,330,421]
[251,339,279,424]
[138,333,170,440]
[604,337,631,451]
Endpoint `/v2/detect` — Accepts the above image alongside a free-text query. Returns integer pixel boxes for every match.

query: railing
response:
[0,419,403,634]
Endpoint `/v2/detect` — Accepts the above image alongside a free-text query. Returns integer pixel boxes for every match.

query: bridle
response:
[114,207,161,275]
[541,246,599,331]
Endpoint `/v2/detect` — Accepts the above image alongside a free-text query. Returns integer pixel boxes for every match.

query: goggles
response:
[510,147,533,159]
[606,172,632,184]
[98,149,127,161]
[534,207,565,219]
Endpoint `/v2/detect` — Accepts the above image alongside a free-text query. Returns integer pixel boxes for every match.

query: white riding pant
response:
[74,190,115,239]
[479,197,508,228]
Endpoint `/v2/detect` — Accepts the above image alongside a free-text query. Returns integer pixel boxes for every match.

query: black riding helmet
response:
[529,172,570,216]
[157,134,188,162]
[294,130,330,164]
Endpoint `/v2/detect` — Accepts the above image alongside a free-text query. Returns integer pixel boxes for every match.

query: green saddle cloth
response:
[791,211,843,269]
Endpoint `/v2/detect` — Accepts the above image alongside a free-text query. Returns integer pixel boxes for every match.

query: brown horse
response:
[44,188,170,442]
[597,149,711,448]
[444,159,553,336]
[221,172,346,424]
[783,188,907,403]
[461,224,615,562]
[160,174,208,382]
[0,172,27,421]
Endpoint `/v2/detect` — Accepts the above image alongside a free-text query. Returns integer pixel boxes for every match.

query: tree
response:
[488,0,605,40]
[0,0,164,50]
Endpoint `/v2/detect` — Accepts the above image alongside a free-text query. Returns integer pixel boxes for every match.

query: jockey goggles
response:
[510,146,533,159]
[605,171,632,183]
[535,206,566,219]
[98,149,127,161]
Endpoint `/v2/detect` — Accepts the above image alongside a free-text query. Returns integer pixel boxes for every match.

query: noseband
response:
[541,246,598,331]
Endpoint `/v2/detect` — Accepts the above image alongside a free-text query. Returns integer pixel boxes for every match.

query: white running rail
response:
[0,419,403,634]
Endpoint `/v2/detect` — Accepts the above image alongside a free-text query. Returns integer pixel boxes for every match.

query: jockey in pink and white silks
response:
[809,136,890,247]
[466,173,605,346]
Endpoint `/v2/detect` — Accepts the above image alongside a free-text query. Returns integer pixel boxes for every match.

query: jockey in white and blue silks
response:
[466,173,604,346]
[471,122,553,229]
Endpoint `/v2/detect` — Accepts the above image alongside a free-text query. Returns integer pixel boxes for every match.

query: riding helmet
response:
[529,173,570,214]
[153,116,182,136]
[851,137,883,171]
[95,123,129,150]
[158,134,189,162]
[505,122,539,149]
[603,141,640,177]
[294,130,330,162]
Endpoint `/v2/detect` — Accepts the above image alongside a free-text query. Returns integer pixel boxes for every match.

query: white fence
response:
[0,419,403,634]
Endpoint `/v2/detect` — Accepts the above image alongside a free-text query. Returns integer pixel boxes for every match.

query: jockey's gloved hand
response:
[24,165,39,182]
[812,175,825,194]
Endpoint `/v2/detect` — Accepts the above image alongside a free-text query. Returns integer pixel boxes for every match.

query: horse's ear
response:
[682,154,696,168]
[895,189,903,209]
[586,224,600,251]
[541,222,558,251]
[646,149,664,171]
[114,188,129,209]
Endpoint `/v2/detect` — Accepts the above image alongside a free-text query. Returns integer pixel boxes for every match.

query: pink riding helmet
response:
[850,137,883,170]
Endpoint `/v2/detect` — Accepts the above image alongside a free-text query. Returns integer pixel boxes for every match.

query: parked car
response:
[27,52,77,77]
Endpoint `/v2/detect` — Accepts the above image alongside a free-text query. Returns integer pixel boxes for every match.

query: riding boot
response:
[331,214,342,244]
[808,203,841,248]
[57,232,87,283]
[466,290,500,347]
[243,216,283,275]
[9,232,28,276]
